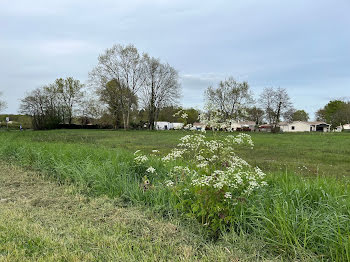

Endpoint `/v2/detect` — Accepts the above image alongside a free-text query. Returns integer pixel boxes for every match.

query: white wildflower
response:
[134,154,148,164]
[224,192,232,199]
[165,180,174,187]
[146,166,156,174]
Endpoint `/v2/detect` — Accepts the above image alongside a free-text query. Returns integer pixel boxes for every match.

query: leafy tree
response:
[98,79,137,129]
[55,77,84,124]
[246,106,264,125]
[334,102,350,127]
[290,109,309,122]
[316,100,348,128]
[89,44,144,129]
[157,106,199,124]
[157,106,181,122]
[205,77,252,121]
[184,108,200,124]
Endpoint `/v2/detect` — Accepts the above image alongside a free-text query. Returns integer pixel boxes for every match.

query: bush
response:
[134,133,268,233]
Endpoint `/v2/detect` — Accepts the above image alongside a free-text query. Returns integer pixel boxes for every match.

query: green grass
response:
[7,129,349,177]
[0,164,260,261]
[0,129,349,261]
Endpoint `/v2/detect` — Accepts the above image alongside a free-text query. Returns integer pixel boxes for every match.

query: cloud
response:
[0,0,349,116]
[38,40,94,56]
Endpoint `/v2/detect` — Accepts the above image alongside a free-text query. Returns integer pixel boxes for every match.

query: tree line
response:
[19,44,182,130]
[2,43,348,130]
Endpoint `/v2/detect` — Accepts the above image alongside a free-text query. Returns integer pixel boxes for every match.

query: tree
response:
[55,77,84,124]
[246,106,264,125]
[19,86,63,130]
[205,77,252,121]
[157,106,199,124]
[78,95,105,125]
[259,87,293,131]
[141,54,181,130]
[0,92,7,112]
[290,109,309,122]
[98,79,137,129]
[89,44,144,129]
[334,102,350,127]
[316,100,348,128]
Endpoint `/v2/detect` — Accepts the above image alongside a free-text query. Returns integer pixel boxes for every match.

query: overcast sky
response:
[1,0,349,119]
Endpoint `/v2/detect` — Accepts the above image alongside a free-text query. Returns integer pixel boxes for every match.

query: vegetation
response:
[89,44,181,130]
[290,109,310,122]
[259,87,293,131]
[0,92,6,112]
[19,77,84,130]
[317,100,350,128]
[11,43,349,133]
[204,77,252,120]
[1,163,256,261]
[0,130,349,261]
[0,114,32,129]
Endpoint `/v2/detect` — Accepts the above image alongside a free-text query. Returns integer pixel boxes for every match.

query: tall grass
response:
[0,131,349,261]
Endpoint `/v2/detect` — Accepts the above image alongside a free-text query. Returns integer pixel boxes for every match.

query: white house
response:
[279,121,330,132]
[155,121,171,130]
[335,123,350,132]
[155,122,185,130]
[172,122,184,130]
[192,122,206,131]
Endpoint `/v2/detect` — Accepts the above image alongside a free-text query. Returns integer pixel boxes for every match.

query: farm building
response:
[279,121,330,132]
[155,122,184,130]
[192,122,206,131]
[335,123,350,132]
[258,125,273,132]
[155,121,171,130]
[172,122,184,130]
[231,121,256,131]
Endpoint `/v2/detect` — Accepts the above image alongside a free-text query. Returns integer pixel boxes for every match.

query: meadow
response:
[0,129,349,261]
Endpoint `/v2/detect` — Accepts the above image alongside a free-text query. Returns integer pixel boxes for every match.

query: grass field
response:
[1,163,263,261]
[6,129,350,176]
[0,129,349,261]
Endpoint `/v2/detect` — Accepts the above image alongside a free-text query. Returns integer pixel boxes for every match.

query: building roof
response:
[192,122,206,126]
[279,121,330,126]
[308,121,329,125]
[231,121,256,126]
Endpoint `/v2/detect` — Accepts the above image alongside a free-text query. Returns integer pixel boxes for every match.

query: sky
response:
[1,0,349,119]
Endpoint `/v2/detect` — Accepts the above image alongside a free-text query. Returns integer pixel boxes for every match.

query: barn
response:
[279,121,331,132]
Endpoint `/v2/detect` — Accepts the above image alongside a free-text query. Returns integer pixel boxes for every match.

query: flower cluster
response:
[164,133,266,195]
[134,153,148,164]
[161,133,267,229]
[134,132,267,231]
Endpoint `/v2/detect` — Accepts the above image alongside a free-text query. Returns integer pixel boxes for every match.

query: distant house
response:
[231,121,256,131]
[155,122,184,130]
[335,123,350,132]
[279,121,331,132]
[172,122,184,130]
[155,121,171,130]
[258,124,273,132]
[192,122,206,131]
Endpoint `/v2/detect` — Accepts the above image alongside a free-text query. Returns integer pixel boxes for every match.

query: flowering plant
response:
[161,133,266,232]
[133,132,267,233]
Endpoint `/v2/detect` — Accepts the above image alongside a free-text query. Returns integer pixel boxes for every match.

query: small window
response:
[291,126,295,130]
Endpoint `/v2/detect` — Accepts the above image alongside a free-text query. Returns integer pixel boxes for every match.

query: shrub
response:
[134,133,268,233]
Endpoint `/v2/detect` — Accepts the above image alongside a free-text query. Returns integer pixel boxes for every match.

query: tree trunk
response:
[148,79,155,130]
